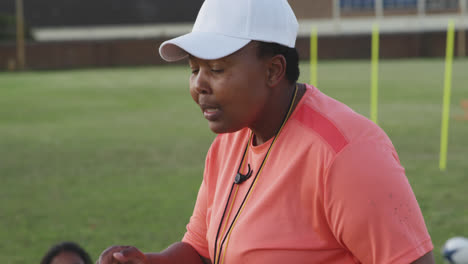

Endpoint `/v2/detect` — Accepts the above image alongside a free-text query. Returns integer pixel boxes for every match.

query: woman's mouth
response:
[203,108,221,121]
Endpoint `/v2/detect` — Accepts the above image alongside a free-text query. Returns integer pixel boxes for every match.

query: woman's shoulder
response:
[295,84,392,151]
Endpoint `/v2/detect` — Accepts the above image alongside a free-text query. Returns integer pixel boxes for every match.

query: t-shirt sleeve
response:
[324,140,433,264]
[182,178,211,258]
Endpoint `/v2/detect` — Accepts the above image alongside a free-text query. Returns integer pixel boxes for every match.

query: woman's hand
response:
[97,245,148,264]
[97,242,208,264]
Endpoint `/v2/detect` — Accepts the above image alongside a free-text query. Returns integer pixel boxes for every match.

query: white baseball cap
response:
[158,0,298,62]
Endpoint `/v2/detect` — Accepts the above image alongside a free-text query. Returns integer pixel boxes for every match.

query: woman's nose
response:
[191,70,211,95]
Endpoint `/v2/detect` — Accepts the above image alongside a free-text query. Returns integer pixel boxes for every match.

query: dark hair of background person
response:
[256,41,300,84]
[41,241,93,264]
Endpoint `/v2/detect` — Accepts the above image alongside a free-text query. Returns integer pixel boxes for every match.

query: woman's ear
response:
[266,54,287,87]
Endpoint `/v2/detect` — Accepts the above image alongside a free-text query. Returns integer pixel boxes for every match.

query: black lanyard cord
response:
[213,135,252,264]
[213,85,298,264]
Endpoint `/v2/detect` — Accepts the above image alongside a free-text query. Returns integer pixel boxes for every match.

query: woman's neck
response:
[250,83,305,146]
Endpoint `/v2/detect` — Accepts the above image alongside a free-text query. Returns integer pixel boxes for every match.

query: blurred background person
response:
[41,241,93,264]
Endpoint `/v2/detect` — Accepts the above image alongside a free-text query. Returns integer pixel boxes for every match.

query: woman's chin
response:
[208,121,242,135]
[208,123,228,134]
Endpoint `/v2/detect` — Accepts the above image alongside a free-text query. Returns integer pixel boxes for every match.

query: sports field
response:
[1,59,467,263]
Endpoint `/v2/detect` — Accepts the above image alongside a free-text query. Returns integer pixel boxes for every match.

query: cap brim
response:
[159,32,251,62]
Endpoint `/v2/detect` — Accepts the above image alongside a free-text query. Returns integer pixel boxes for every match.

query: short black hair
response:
[41,241,92,264]
[255,41,300,84]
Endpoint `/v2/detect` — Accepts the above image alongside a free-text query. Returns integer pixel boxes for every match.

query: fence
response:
[1,0,468,70]
[340,0,461,12]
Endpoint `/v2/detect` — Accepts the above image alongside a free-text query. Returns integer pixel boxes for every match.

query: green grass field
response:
[1,59,467,263]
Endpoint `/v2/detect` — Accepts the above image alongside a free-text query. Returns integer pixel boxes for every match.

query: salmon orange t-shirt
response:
[182,84,433,264]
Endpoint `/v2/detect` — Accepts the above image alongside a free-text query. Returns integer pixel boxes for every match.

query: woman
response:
[98,0,435,263]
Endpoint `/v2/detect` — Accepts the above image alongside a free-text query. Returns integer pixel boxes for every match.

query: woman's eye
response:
[211,69,224,73]
[191,69,199,74]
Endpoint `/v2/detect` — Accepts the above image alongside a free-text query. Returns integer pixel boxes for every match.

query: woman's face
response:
[189,42,270,134]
